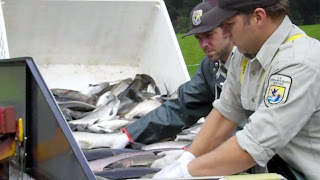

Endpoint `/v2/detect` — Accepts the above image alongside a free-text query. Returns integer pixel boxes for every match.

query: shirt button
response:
[251,71,256,75]
[215,62,218,66]
[213,68,216,72]
[251,97,255,102]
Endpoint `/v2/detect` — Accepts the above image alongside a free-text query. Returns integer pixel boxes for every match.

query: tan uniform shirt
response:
[213,16,320,179]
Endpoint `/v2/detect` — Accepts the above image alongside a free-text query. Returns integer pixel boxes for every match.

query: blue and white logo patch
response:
[192,10,203,26]
[265,74,291,107]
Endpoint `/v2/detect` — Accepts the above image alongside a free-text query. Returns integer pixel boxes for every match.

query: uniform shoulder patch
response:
[264,74,292,107]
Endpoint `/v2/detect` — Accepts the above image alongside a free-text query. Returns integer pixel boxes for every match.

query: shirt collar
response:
[217,46,236,78]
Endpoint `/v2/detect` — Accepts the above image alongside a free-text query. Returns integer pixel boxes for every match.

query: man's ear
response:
[252,8,267,29]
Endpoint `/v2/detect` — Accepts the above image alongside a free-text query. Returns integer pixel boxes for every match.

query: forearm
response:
[125,98,211,144]
[126,58,216,144]
[189,109,237,157]
[188,136,256,176]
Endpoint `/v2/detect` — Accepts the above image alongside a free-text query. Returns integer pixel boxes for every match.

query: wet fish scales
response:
[105,154,161,169]
[111,79,132,97]
[81,82,110,96]
[58,101,96,111]
[68,99,120,128]
[89,148,180,172]
[117,74,151,99]
[124,99,161,119]
[51,88,98,105]
[96,78,132,97]
[86,119,131,133]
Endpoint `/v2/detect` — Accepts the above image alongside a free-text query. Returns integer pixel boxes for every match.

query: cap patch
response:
[264,74,291,107]
[192,10,203,26]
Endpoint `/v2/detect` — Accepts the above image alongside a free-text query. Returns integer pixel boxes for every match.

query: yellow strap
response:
[240,57,247,84]
[240,34,308,84]
[285,34,308,43]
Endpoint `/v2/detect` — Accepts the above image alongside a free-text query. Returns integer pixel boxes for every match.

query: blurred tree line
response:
[165,0,320,33]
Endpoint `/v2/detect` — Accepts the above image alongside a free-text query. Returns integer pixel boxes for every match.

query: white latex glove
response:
[153,151,195,178]
[151,149,185,169]
[110,132,130,149]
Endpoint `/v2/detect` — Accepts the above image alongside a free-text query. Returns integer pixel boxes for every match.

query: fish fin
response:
[163,83,169,96]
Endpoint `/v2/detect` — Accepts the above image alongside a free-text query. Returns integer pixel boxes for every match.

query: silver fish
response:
[175,133,197,141]
[117,74,153,99]
[61,108,91,121]
[111,79,132,97]
[81,82,110,96]
[68,99,120,128]
[146,83,158,94]
[86,119,131,133]
[180,123,202,135]
[52,88,98,105]
[89,148,177,172]
[118,96,134,109]
[95,78,132,97]
[72,132,123,149]
[105,154,161,169]
[127,88,159,102]
[58,101,96,111]
[141,141,191,151]
[118,102,138,118]
[61,108,73,121]
[124,99,161,119]
[96,91,116,107]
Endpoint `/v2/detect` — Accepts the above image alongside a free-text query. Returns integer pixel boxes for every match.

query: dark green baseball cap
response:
[183,0,219,38]
[201,0,281,29]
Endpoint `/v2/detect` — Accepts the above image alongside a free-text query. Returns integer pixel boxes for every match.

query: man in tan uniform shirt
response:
[154,0,320,179]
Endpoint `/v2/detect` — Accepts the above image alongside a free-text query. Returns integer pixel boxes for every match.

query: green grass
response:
[177,24,320,77]
[299,24,320,40]
[176,34,204,77]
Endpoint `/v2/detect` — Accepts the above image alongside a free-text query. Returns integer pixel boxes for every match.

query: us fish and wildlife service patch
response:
[264,74,292,107]
[192,10,203,26]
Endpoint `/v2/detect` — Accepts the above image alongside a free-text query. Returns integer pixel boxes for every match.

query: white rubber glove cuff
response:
[111,133,129,149]
[178,151,196,163]
[178,151,195,177]
[180,161,192,178]
[153,160,192,178]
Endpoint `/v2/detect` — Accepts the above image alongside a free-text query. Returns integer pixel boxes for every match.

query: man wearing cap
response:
[110,0,235,150]
[153,0,320,179]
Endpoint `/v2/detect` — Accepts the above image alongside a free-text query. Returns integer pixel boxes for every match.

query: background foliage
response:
[177,24,320,77]
[165,0,320,33]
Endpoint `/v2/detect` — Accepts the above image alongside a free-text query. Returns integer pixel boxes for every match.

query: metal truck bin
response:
[0,0,189,179]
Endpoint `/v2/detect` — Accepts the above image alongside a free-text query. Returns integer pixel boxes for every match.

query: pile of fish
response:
[52,74,166,134]
[51,74,202,179]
